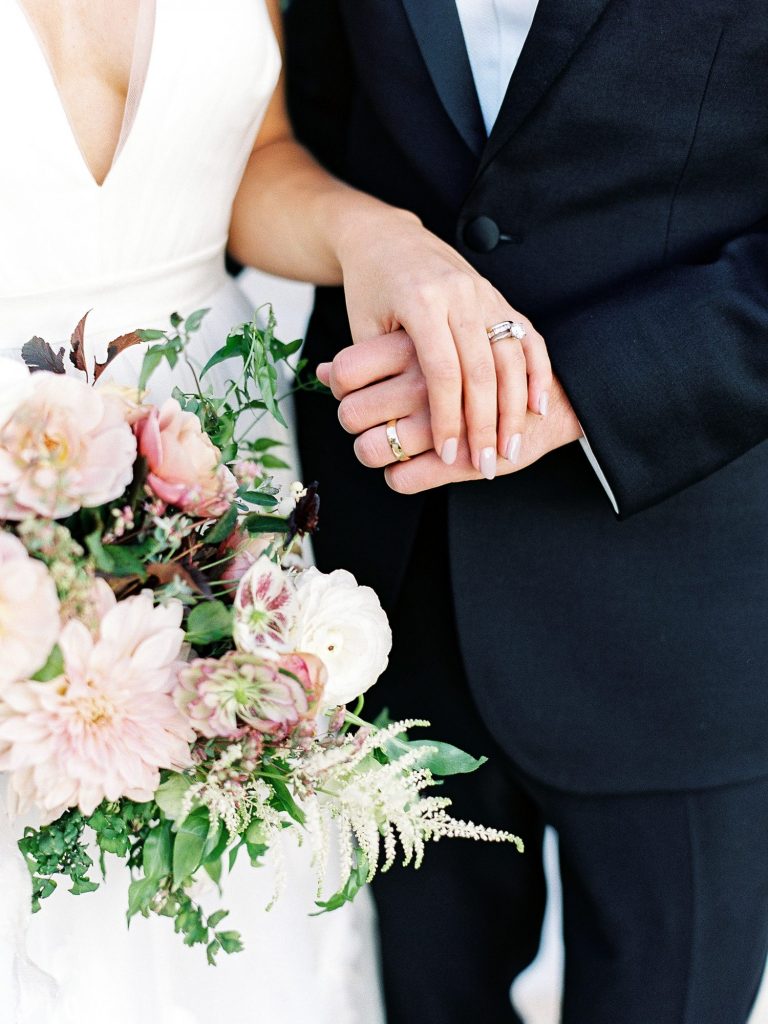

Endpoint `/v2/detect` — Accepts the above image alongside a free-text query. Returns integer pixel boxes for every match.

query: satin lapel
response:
[400,0,486,157]
[478,0,615,174]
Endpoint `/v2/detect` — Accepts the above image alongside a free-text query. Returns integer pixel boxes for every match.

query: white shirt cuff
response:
[578,429,619,513]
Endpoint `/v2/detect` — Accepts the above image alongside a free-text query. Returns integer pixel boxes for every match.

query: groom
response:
[285,2,768,1022]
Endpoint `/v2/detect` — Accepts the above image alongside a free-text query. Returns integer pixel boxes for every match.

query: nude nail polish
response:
[441,438,458,465]
[539,391,549,417]
[480,447,496,480]
[506,433,522,464]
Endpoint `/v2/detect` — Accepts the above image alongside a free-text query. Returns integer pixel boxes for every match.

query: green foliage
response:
[172,806,212,886]
[31,644,65,681]
[237,490,279,508]
[200,308,289,429]
[143,820,173,879]
[313,850,370,915]
[243,512,290,536]
[404,740,488,777]
[268,775,306,826]
[154,773,192,821]
[203,503,239,545]
[185,600,233,645]
[18,811,95,910]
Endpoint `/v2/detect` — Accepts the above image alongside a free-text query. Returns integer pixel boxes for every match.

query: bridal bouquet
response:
[0,310,521,963]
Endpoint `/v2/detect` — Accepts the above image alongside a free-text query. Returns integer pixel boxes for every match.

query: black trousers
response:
[368,497,768,1024]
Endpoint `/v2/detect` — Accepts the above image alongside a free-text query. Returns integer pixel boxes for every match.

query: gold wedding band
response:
[487,320,527,344]
[386,419,411,462]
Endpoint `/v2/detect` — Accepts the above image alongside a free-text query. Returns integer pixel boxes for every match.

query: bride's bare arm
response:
[228,0,559,479]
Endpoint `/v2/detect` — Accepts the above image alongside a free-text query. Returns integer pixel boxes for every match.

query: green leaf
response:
[269,337,303,360]
[269,777,306,825]
[371,708,392,730]
[32,644,64,682]
[243,513,289,536]
[170,312,183,329]
[228,840,245,872]
[139,345,166,391]
[237,490,279,508]
[70,877,100,896]
[248,437,285,453]
[312,850,369,915]
[100,543,149,578]
[185,600,233,645]
[405,740,488,777]
[207,909,229,930]
[155,773,191,821]
[216,930,244,955]
[173,807,210,886]
[137,328,167,342]
[200,331,249,378]
[143,822,173,880]
[184,308,211,334]
[204,859,223,888]
[85,529,114,573]
[258,454,290,471]
[128,876,160,919]
[203,503,240,545]
[203,820,226,862]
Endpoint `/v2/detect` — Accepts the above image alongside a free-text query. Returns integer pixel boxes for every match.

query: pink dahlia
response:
[0,590,194,822]
[134,398,237,518]
[0,373,137,520]
[0,533,60,690]
[175,651,326,742]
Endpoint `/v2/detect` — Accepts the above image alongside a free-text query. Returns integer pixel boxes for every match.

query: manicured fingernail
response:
[480,447,496,480]
[316,362,331,382]
[441,438,458,465]
[506,433,522,464]
[539,391,549,417]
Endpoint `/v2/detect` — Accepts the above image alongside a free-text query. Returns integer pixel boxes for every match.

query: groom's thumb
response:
[316,362,332,386]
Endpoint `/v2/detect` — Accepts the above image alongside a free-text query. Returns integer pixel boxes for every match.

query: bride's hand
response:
[335,210,551,479]
[317,331,581,493]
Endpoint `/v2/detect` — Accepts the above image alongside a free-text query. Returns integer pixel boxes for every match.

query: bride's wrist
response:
[327,194,422,272]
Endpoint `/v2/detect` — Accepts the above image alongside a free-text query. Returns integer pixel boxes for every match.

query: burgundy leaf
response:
[93,331,143,382]
[21,337,66,374]
[69,310,91,379]
[147,559,214,599]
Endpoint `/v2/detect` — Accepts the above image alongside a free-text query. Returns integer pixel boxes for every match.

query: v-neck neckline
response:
[15,0,157,190]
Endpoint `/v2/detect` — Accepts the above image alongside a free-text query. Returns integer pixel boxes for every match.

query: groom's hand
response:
[317,332,582,494]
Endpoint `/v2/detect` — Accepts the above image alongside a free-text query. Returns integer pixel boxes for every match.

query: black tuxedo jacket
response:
[285,0,768,793]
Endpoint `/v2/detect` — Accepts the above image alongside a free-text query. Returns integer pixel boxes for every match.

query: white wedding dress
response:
[0,2,384,1022]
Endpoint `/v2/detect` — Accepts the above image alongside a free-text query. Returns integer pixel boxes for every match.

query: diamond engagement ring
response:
[386,419,411,462]
[487,320,527,344]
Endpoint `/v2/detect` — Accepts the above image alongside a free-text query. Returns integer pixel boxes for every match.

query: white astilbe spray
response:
[296,720,523,893]
[180,742,271,841]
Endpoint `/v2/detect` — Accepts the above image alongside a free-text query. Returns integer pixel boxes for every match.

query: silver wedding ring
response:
[487,320,527,345]
[386,419,411,462]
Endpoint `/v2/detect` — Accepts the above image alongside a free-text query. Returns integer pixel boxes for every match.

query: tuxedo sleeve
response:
[549,218,768,517]
[284,0,356,176]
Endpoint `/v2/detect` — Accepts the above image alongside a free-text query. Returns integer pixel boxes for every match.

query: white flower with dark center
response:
[287,567,392,709]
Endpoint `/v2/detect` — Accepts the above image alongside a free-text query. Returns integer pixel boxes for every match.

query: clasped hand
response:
[317,331,582,494]
[319,213,580,493]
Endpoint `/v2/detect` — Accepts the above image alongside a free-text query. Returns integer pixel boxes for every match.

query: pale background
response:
[240,267,768,1024]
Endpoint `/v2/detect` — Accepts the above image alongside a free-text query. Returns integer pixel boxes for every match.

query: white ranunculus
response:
[0,359,33,429]
[288,567,392,710]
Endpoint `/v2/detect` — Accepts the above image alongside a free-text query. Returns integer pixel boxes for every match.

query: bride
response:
[0,1,542,1021]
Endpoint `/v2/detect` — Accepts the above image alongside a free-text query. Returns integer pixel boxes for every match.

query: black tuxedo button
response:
[463,215,500,253]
